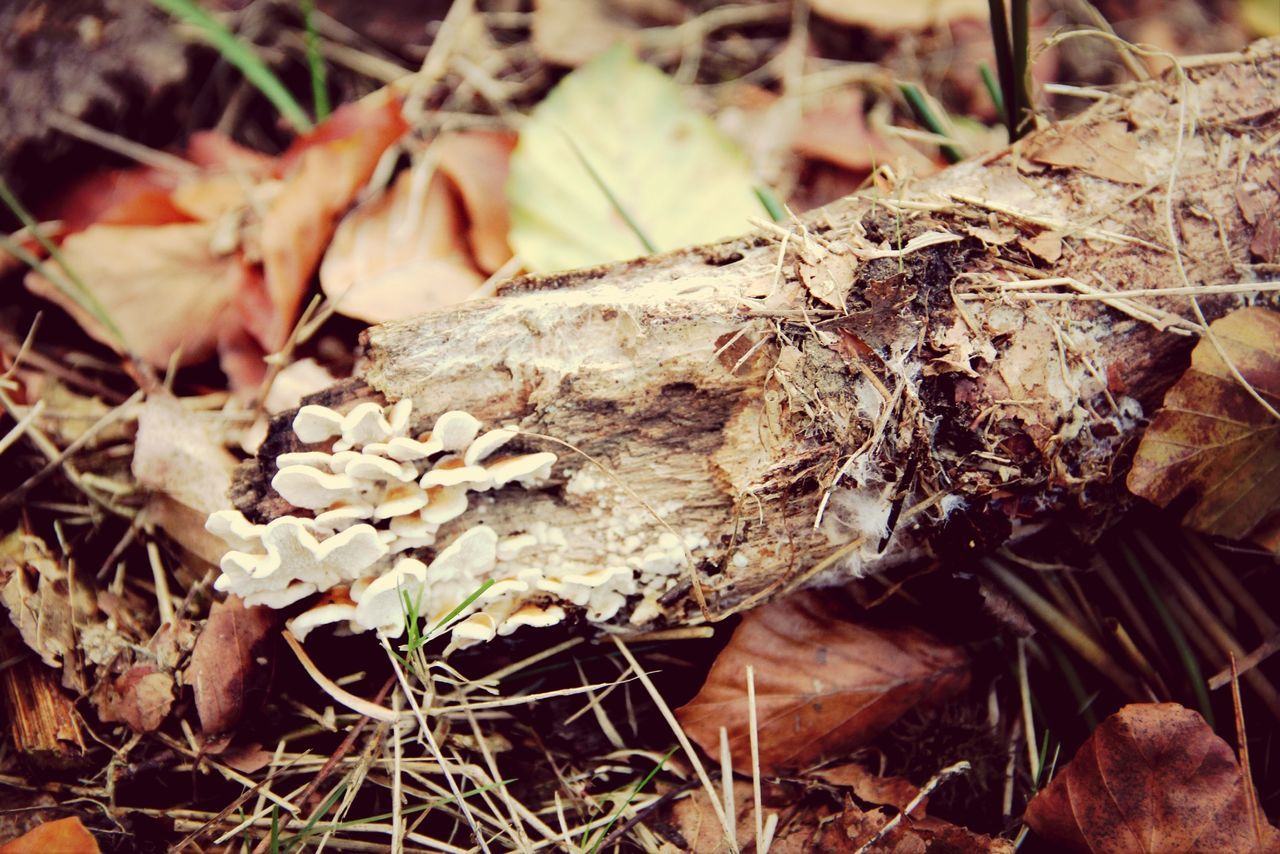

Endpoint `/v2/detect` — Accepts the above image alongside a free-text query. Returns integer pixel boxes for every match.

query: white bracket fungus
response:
[208,399,648,651]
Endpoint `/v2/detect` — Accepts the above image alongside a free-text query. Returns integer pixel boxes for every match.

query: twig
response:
[853,760,971,853]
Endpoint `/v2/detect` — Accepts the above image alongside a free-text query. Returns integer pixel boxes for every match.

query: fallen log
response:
[230,39,1279,638]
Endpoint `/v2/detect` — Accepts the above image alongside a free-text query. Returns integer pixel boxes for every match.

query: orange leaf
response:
[40,166,189,232]
[319,159,483,323]
[793,90,894,174]
[436,130,516,273]
[676,592,970,775]
[188,596,277,735]
[1025,703,1278,853]
[186,130,277,177]
[258,94,408,349]
[23,221,246,367]
[0,816,100,854]
[1126,307,1280,549]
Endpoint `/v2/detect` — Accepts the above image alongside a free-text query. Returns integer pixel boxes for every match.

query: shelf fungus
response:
[206,399,635,651]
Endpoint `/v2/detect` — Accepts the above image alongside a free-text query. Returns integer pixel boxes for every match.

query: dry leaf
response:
[661,779,1010,854]
[134,392,240,562]
[676,592,970,775]
[792,90,894,173]
[133,393,238,516]
[24,222,247,367]
[258,93,408,348]
[1023,231,1063,264]
[532,0,637,67]
[40,165,187,233]
[798,244,857,310]
[0,816,100,854]
[188,596,277,735]
[1025,703,1278,853]
[1027,119,1147,186]
[1126,307,1280,549]
[93,665,174,733]
[662,780,761,853]
[0,531,100,692]
[813,762,923,812]
[436,131,517,273]
[1251,215,1279,263]
[319,157,485,323]
[808,0,987,30]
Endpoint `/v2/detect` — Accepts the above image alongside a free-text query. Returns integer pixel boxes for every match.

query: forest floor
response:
[0,1,1277,852]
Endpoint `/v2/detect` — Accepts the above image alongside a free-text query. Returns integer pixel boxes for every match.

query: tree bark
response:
[234,40,1280,631]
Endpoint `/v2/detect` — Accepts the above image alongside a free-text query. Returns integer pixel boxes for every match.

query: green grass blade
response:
[1046,640,1099,730]
[753,185,785,222]
[1010,0,1033,140]
[979,62,1005,118]
[987,0,1016,139]
[283,779,511,845]
[300,0,330,120]
[269,806,281,854]
[559,129,659,255]
[0,180,128,348]
[281,782,348,852]
[429,578,496,634]
[1124,545,1214,726]
[149,0,314,133]
[897,83,964,164]
[586,747,677,852]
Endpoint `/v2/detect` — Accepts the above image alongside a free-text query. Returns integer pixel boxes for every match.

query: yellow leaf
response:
[1127,307,1280,550]
[507,45,762,273]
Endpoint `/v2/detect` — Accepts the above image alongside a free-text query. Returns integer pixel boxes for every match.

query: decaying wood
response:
[0,637,87,772]
[235,40,1280,631]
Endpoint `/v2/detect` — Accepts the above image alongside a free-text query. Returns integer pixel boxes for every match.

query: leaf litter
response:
[0,2,1276,851]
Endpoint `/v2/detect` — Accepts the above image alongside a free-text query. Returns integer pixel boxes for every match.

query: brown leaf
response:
[24,222,246,367]
[1027,119,1147,185]
[1251,214,1280,263]
[319,158,484,323]
[1025,703,1279,853]
[188,596,277,735]
[793,90,894,174]
[676,592,970,775]
[798,244,857,310]
[1022,231,1063,264]
[1126,307,1280,548]
[0,531,102,692]
[662,781,1011,854]
[808,0,987,30]
[662,780,758,853]
[258,93,408,349]
[813,762,923,812]
[0,816,100,854]
[92,665,174,733]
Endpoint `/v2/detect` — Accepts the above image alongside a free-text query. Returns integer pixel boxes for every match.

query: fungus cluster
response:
[206,400,576,648]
